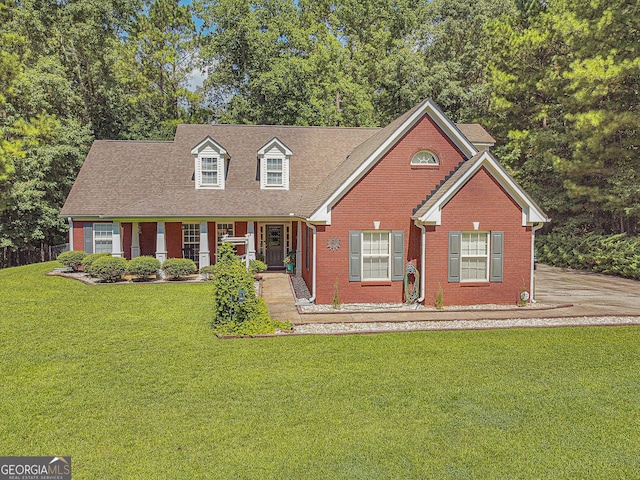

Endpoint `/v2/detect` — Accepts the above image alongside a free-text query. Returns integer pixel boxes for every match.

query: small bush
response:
[162,258,197,280]
[87,256,127,282]
[199,264,216,280]
[82,252,112,273]
[127,255,161,281]
[249,259,267,275]
[57,250,87,271]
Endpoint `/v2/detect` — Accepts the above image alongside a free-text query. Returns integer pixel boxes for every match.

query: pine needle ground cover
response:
[1,262,639,479]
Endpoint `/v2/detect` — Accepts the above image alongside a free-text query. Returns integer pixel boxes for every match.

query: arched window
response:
[411,150,439,166]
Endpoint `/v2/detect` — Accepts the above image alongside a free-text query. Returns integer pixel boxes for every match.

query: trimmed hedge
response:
[57,250,86,271]
[127,256,161,281]
[82,252,112,273]
[87,256,127,282]
[162,258,197,280]
[199,265,216,280]
[536,232,640,279]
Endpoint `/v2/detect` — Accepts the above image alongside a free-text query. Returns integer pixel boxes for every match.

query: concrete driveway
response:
[535,264,640,316]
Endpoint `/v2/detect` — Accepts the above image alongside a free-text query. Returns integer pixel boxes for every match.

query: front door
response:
[265,225,284,267]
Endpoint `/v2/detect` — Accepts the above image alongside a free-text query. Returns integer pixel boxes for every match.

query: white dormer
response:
[191,136,228,189]
[258,137,291,190]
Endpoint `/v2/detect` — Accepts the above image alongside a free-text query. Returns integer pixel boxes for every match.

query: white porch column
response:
[131,222,140,259]
[155,221,167,264]
[199,221,210,268]
[247,221,256,261]
[112,222,124,257]
[296,221,302,275]
[68,217,74,251]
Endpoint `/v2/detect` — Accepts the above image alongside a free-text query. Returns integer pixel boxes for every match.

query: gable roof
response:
[411,150,549,226]
[306,99,480,223]
[60,99,498,221]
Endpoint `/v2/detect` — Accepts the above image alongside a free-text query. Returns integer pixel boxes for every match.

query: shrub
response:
[87,256,127,282]
[199,264,216,280]
[249,259,267,275]
[211,243,290,335]
[82,252,112,273]
[162,258,197,280]
[57,250,87,271]
[127,255,161,281]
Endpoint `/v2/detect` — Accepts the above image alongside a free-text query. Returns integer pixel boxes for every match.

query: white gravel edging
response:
[293,316,640,334]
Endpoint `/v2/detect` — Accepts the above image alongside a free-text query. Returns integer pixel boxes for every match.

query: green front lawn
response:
[1,262,639,479]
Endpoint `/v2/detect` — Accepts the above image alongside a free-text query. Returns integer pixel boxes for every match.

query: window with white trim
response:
[411,150,439,165]
[362,231,390,280]
[266,158,283,186]
[217,223,234,243]
[94,223,113,253]
[461,232,489,281]
[182,223,200,262]
[200,157,218,186]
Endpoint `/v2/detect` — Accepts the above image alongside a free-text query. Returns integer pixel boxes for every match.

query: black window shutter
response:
[349,231,361,281]
[448,231,461,282]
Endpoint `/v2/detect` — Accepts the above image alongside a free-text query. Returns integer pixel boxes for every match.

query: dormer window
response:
[191,136,228,190]
[258,137,291,190]
[411,150,439,166]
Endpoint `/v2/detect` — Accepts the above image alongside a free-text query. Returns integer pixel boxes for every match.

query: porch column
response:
[155,221,167,264]
[247,221,256,261]
[296,221,302,275]
[68,217,74,251]
[112,222,124,257]
[199,221,210,268]
[131,222,140,259]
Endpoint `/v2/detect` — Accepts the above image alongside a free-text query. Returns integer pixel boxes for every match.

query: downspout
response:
[68,217,74,251]
[530,222,544,303]
[305,221,317,303]
[416,221,426,304]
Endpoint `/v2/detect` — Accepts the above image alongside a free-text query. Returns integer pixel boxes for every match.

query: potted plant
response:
[283,251,296,273]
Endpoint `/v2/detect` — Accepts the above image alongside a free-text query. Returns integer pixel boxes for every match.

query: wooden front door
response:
[265,225,284,267]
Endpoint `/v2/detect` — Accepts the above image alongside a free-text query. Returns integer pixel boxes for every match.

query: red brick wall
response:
[72,221,87,252]
[122,223,132,260]
[314,114,467,304]
[234,221,247,255]
[425,167,532,306]
[166,222,182,259]
[208,222,216,263]
[140,222,157,256]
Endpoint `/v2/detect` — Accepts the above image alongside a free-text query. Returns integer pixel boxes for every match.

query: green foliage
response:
[86,255,127,282]
[127,255,161,281]
[536,232,640,280]
[211,242,287,335]
[199,264,216,279]
[162,258,197,280]
[56,250,86,271]
[248,259,267,275]
[82,252,112,273]
[435,283,444,310]
[332,278,340,309]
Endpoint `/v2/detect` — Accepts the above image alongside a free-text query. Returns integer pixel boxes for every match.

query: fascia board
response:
[190,136,228,155]
[418,152,548,226]
[310,99,476,225]
[257,137,293,156]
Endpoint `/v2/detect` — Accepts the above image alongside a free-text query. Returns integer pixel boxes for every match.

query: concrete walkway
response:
[261,265,640,325]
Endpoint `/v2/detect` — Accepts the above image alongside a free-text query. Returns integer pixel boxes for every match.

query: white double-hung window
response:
[200,157,218,186]
[265,158,283,187]
[94,223,113,253]
[460,232,489,281]
[362,231,390,280]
